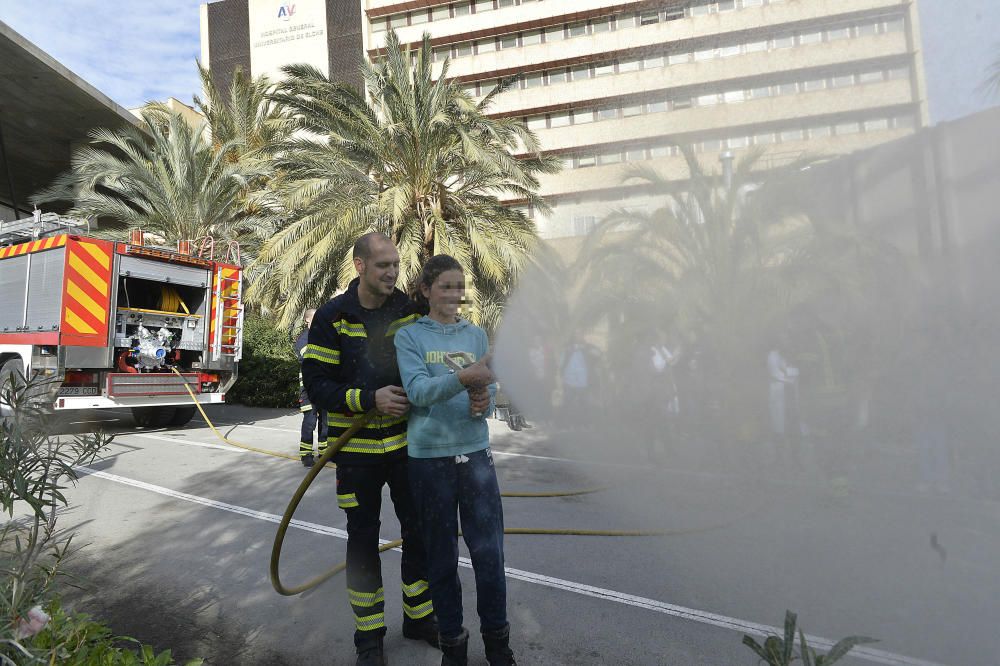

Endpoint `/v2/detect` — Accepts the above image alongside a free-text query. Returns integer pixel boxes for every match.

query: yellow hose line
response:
[166,369,687,597]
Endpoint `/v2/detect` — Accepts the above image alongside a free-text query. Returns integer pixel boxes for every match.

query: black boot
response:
[355,636,386,666]
[403,614,440,648]
[439,628,468,666]
[482,624,516,666]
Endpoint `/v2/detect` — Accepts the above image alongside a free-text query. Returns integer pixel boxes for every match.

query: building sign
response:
[249,0,329,81]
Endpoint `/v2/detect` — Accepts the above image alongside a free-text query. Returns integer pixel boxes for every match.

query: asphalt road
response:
[36,405,997,665]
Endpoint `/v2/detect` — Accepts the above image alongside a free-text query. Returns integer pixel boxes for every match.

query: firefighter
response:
[295,308,326,467]
[302,232,438,665]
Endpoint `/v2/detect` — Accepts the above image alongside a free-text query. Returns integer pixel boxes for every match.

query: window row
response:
[447,15,906,90]
[517,64,911,130]
[372,0,789,33]
[558,114,917,170]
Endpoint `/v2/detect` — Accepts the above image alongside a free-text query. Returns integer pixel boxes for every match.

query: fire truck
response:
[0,211,243,427]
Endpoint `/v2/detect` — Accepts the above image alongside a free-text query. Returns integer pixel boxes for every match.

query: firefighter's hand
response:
[375,385,410,417]
[458,355,494,388]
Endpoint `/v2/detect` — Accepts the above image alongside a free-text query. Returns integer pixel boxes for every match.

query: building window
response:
[798,31,823,45]
[773,35,794,49]
[389,14,407,28]
[562,157,575,170]
[622,104,642,117]
[727,136,749,149]
[410,10,429,24]
[431,6,451,21]
[858,70,883,84]
[835,121,860,135]
[831,74,854,88]
[745,40,768,53]
[643,54,665,68]
[777,82,798,96]
[697,93,719,106]
[499,34,518,49]
[568,21,588,38]
[718,0,736,11]
[591,17,614,33]
[372,18,388,32]
[573,109,594,124]
[884,17,905,33]
[526,115,546,130]
[750,86,771,99]
[887,66,910,80]
[626,148,646,161]
[573,215,597,235]
[571,65,592,80]
[433,47,450,62]
[668,52,690,65]
[598,152,622,165]
[719,45,741,58]
[663,7,685,21]
[522,30,542,46]
[550,112,571,128]
[618,58,641,73]
[545,25,566,41]
[650,145,671,158]
[672,97,692,110]
[577,155,596,168]
[742,0,764,6]
[694,48,715,61]
[856,22,878,37]
[802,78,826,92]
[453,2,472,16]
[779,128,804,142]
[893,114,916,129]
[461,82,478,96]
[701,138,723,152]
[523,72,543,88]
[808,125,832,138]
[723,90,746,103]
[639,11,659,26]
[646,100,667,113]
[454,42,473,58]
[594,62,615,77]
[690,4,712,17]
[476,38,496,53]
[864,118,889,131]
[754,132,775,144]
[548,69,568,84]
[597,107,618,121]
[827,26,851,41]
[474,0,494,12]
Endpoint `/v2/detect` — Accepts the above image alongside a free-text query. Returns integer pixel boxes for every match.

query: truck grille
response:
[107,373,200,397]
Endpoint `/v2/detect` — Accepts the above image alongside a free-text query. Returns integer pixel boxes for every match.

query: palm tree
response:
[248,30,560,329]
[32,110,275,248]
[984,45,1000,97]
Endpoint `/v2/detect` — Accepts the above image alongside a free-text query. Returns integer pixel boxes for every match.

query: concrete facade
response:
[203,0,929,239]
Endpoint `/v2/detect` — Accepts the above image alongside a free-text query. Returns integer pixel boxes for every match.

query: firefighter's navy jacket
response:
[301,278,420,465]
[293,329,312,412]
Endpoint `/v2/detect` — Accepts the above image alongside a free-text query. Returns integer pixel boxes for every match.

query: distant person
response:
[294,308,325,467]
[395,255,516,666]
[561,335,592,427]
[767,339,802,463]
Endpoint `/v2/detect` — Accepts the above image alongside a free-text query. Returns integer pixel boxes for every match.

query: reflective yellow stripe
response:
[346,388,362,412]
[303,344,340,364]
[337,493,359,508]
[402,579,429,597]
[328,413,406,429]
[338,433,407,455]
[355,612,386,631]
[300,404,312,413]
[334,320,367,337]
[386,314,419,337]
[403,600,434,620]
[348,587,384,606]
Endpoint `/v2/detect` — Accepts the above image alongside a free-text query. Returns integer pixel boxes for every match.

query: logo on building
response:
[277,3,296,20]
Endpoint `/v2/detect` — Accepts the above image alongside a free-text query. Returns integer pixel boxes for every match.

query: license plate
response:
[58,386,100,396]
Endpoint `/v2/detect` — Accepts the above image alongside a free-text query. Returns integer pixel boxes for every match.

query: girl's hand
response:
[468,386,490,416]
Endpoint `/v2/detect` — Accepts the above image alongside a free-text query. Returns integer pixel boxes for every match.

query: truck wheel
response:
[131,406,174,429]
[167,406,197,427]
[0,358,25,414]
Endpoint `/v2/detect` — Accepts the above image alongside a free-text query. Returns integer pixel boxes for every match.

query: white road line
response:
[120,432,247,453]
[75,466,942,666]
[190,418,293,433]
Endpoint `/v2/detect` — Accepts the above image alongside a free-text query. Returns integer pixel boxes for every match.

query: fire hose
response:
[169,368,757,597]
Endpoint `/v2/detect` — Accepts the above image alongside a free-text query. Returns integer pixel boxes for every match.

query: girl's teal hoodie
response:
[394,316,495,458]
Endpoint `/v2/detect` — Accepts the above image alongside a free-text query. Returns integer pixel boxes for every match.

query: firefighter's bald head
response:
[353,232,393,261]
[353,233,399,305]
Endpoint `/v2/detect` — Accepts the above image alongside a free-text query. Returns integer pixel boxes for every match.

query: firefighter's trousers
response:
[335,457,433,647]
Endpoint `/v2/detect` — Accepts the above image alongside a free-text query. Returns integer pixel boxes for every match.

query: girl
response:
[394,255,515,666]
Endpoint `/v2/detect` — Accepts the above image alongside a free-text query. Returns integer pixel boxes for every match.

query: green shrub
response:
[743,611,876,666]
[24,599,203,666]
[228,316,301,408]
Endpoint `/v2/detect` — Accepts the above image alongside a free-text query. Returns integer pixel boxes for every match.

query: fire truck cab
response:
[0,211,242,427]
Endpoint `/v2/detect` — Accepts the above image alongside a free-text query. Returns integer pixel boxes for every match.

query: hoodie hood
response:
[416,316,472,335]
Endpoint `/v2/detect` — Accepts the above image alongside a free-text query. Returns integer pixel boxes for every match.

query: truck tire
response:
[0,358,25,412]
[167,406,197,427]
[131,406,174,429]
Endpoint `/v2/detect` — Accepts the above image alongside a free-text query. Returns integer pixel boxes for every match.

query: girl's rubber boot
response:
[439,628,469,666]
[482,623,517,666]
